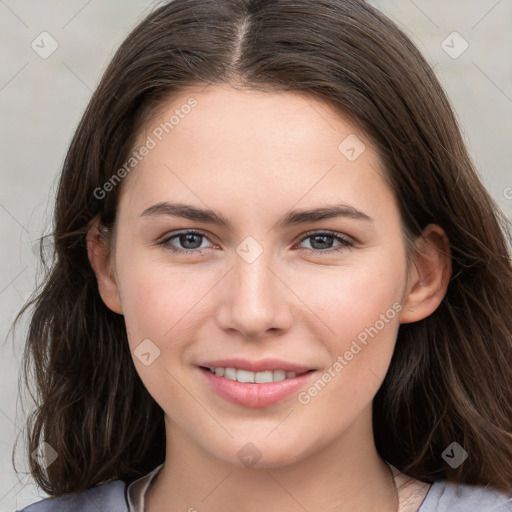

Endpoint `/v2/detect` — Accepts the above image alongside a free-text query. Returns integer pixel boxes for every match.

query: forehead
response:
[139,84,367,158]
[118,84,395,225]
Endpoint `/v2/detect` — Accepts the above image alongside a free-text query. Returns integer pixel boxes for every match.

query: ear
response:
[400,224,452,324]
[86,217,123,315]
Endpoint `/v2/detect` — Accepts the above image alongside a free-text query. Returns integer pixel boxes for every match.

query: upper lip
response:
[199,358,314,373]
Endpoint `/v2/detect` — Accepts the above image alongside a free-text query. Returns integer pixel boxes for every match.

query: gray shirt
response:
[17,464,512,512]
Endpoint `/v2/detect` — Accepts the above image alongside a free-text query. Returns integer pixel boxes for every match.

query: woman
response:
[15,1,512,511]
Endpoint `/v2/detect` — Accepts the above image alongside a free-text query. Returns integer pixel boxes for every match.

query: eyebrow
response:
[140,202,373,229]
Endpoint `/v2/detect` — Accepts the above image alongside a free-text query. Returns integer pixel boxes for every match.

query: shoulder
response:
[419,479,512,511]
[15,480,129,512]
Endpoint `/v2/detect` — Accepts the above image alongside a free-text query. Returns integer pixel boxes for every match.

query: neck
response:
[145,407,398,512]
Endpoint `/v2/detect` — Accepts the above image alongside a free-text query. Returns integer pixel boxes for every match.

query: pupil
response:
[183,234,201,249]
[313,235,331,249]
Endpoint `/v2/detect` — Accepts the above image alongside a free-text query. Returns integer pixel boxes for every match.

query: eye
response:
[296,231,354,255]
[157,229,213,254]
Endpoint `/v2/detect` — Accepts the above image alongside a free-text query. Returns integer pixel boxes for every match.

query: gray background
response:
[1,0,511,510]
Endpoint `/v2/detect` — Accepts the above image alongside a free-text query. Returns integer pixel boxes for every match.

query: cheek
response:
[115,247,215,355]
[115,257,206,405]
[120,270,187,341]
[304,250,406,341]
[300,247,406,398]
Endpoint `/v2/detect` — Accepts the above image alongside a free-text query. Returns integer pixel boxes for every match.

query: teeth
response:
[224,368,237,380]
[208,367,302,383]
[255,371,273,383]
[237,369,255,383]
[273,370,286,382]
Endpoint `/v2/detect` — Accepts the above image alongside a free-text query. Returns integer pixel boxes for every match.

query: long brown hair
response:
[14,0,512,496]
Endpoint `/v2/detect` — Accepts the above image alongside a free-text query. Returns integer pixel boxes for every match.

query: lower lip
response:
[199,367,316,408]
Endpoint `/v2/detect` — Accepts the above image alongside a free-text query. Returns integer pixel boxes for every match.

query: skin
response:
[87,84,451,512]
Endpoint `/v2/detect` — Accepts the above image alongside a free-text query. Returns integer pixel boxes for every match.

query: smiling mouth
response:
[200,366,314,383]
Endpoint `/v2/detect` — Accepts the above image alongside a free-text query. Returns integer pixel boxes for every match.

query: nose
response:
[215,248,294,340]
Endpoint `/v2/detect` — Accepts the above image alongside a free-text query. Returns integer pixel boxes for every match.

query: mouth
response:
[197,360,317,408]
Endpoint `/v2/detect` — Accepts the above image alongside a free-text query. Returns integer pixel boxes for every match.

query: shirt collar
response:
[126,464,164,512]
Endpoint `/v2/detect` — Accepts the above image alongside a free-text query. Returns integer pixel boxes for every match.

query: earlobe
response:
[86,219,123,315]
[400,224,452,324]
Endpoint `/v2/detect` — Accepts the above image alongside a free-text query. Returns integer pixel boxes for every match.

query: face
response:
[101,84,415,468]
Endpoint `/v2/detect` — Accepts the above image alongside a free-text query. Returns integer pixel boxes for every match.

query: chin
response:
[209,437,313,470]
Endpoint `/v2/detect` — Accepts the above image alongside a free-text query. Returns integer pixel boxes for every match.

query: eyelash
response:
[157,229,355,256]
